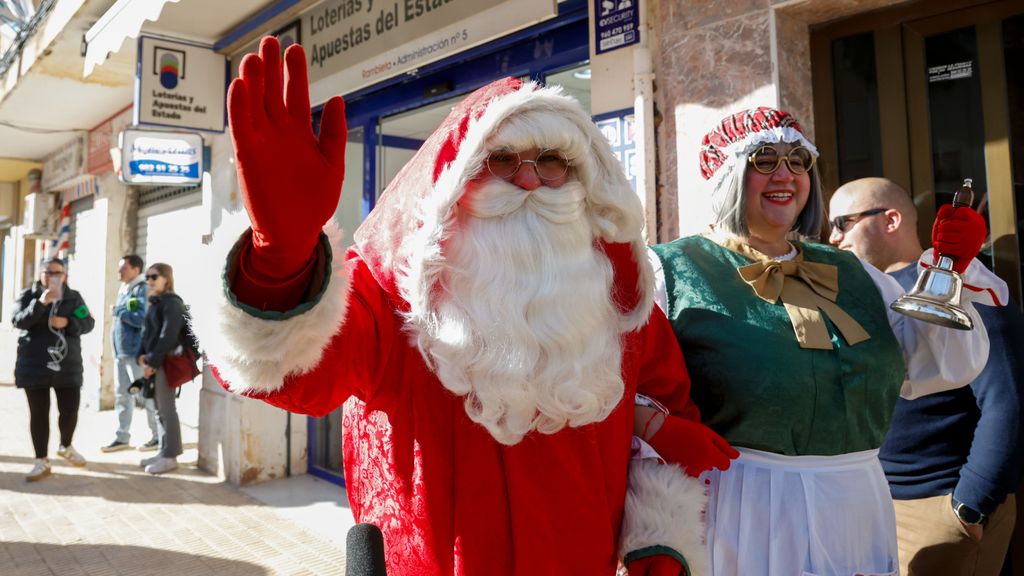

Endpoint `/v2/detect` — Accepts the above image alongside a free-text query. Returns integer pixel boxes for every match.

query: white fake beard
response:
[418,178,625,445]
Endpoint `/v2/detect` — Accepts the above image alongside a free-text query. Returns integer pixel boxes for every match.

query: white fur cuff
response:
[190,211,351,395]
[620,459,709,576]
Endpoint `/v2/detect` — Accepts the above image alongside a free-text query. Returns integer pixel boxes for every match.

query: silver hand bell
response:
[889,178,975,330]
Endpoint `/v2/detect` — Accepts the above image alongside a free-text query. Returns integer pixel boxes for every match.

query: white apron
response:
[704,448,899,576]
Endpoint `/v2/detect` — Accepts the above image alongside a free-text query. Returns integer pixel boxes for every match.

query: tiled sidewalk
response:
[0,384,348,576]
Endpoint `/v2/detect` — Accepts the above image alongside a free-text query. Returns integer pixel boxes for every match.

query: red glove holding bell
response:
[931,205,987,274]
[228,36,347,308]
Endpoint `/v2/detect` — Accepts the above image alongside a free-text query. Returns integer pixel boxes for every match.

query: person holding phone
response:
[13,257,96,482]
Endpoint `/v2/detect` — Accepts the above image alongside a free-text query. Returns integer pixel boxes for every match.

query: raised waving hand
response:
[228,36,347,280]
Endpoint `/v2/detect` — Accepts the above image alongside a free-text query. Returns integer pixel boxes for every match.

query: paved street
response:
[0,383,351,576]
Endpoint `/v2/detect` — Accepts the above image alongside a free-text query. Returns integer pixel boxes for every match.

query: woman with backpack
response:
[137,262,188,475]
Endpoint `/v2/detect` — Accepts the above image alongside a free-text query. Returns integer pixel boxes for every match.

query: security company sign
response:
[594,0,639,54]
[120,129,203,186]
[136,36,227,132]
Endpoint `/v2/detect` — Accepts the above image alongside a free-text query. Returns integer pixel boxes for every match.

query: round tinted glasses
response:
[485,148,572,182]
[747,145,816,175]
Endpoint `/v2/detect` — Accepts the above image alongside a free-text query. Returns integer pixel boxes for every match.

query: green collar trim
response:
[623,545,689,574]
[222,230,334,321]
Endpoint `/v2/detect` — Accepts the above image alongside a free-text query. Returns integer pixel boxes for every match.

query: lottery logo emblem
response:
[154,47,186,90]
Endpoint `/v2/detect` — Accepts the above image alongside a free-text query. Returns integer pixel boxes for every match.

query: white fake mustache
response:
[458,178,587,225]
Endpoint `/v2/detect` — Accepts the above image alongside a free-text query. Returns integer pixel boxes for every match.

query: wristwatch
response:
[951,497,987,526]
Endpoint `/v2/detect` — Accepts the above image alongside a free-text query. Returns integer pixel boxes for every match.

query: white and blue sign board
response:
[594,0,639,54]
[120,129,203,186]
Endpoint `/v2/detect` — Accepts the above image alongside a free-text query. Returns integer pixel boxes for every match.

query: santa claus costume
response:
[193,37,727,575]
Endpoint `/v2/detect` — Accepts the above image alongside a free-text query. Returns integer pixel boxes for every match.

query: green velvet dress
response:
[651,235,906,456]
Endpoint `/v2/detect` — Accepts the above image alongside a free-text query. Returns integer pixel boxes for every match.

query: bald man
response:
[829,177,1024,576]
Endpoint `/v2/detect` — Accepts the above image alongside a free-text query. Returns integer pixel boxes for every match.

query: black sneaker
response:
[138,439,159,452]
[100,440,131,453]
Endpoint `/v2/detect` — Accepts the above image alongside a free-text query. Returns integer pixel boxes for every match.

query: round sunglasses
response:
[485,148,572,182]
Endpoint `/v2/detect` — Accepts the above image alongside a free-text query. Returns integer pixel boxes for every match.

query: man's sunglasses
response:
[748,145,816,175]
[830,208,888,233]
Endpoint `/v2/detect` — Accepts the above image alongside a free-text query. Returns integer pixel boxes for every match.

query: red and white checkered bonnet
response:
[699,107,816,181]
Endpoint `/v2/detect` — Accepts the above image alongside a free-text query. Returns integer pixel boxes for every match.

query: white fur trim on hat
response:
[713,125,818,161]
[620,459,709,575]
[189,210,352,395]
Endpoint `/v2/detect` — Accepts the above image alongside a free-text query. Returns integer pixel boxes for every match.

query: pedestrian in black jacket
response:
[13,258,95,481]
[137,262,186,475]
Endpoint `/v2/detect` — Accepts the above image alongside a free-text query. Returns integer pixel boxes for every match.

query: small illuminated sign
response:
[120,129,203,186]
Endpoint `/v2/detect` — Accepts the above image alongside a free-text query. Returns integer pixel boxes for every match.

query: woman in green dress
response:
[634,107,1004,576]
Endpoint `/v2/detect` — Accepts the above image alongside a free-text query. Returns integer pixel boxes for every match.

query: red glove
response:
[646,413,738,477]
[228,37,347,284]
[626,554,689,576]
[931,205,986,274]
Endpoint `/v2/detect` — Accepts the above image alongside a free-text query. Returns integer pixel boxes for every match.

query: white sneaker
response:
[144,457,177,475]
[140,454,162,468]
[25,459,51,482]
[57,445,86,467]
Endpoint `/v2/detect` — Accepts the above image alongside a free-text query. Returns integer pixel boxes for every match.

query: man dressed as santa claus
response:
[193,36,735,575]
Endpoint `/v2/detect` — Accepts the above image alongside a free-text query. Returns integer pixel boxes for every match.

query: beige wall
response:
[95,171,131,410]
[0,172,41,383]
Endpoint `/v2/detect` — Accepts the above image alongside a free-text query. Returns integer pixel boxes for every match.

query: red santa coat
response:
[242,253,701,574]
[196,78,709,575]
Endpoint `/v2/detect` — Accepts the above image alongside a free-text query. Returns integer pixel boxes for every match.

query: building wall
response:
[95,172,132,411]
[0,173,40,384]
[66,194,109,412]
[0,180,21,383]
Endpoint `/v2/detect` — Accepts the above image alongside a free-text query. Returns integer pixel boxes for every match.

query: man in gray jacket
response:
[101,254,160,452]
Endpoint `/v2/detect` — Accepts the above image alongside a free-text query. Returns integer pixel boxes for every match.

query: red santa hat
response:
[352,77,653,332]
[699,107,818,218]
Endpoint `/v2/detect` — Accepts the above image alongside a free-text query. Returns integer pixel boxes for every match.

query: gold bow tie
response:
[721,239,870,350]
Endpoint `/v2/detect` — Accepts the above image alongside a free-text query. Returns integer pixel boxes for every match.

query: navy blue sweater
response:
[879,263,1024,515]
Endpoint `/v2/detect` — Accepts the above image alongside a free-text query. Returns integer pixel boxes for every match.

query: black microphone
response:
[346,523,387,576]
